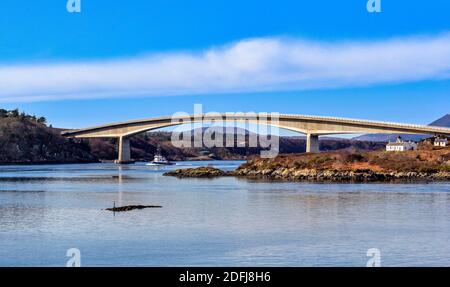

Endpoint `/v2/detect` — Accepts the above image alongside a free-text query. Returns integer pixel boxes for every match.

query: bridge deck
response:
[62,113,450,137]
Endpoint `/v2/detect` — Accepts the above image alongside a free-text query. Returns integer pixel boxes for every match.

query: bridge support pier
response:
[306,134,320,153]
[115,136,134,164]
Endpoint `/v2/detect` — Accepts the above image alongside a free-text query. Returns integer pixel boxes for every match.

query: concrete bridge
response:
[61,113,450,164]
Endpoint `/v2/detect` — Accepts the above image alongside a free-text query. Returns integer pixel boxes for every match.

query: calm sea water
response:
[0,161,450,267]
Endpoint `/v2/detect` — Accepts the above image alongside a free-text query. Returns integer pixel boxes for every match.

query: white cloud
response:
[1,33,450,102]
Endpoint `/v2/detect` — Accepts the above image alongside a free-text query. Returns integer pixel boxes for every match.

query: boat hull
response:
[146,162,175,166]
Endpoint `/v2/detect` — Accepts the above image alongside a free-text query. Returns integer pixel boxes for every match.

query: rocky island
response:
[163,167,233,178]
[165,148,450,182]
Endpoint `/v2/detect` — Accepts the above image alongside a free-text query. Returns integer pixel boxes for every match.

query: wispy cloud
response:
[1,33,450,102]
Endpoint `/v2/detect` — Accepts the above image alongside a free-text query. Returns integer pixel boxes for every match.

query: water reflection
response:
[0,161,449,266]
[117,165,124,206]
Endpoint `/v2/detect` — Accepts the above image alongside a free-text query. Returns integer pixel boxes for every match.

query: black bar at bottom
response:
[0,267,447,286]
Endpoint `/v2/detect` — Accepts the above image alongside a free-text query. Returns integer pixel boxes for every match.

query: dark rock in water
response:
[163,167,232,178]
[105,205,162,212]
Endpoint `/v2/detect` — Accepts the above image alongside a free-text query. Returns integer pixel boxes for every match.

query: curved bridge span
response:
[62,113,450,164]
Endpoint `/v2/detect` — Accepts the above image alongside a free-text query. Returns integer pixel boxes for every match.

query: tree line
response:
[0,108,47,125]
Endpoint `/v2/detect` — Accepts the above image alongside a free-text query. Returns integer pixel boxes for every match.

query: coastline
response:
[233,168,450,182]
[0,158,242,166]
[164,148,450,182]
[0,160,101,166]
[164,166,450,182]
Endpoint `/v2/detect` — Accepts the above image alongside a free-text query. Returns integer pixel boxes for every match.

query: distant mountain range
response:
[352,114,450,142]
[430,114,450,127]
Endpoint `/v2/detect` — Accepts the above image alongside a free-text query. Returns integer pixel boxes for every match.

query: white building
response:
[386,137,417,152]
[434,138,448,147]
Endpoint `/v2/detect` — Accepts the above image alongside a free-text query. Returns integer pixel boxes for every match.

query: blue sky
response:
[0,0,449,129]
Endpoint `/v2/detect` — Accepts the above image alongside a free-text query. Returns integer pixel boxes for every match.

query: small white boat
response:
[146,146,175,166]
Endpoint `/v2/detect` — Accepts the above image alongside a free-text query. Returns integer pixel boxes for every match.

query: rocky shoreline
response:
[233,167,450,182]
[233,149,450,182]
[164,166,450,182]
[164,147,450,183]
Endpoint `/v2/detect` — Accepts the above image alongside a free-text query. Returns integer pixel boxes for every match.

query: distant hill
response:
[101,130,385,161]
[430,114,450,127]
[352,133,428,142]
[0,116,97,164]
[79,128,385,161]
[352,114,450,142]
